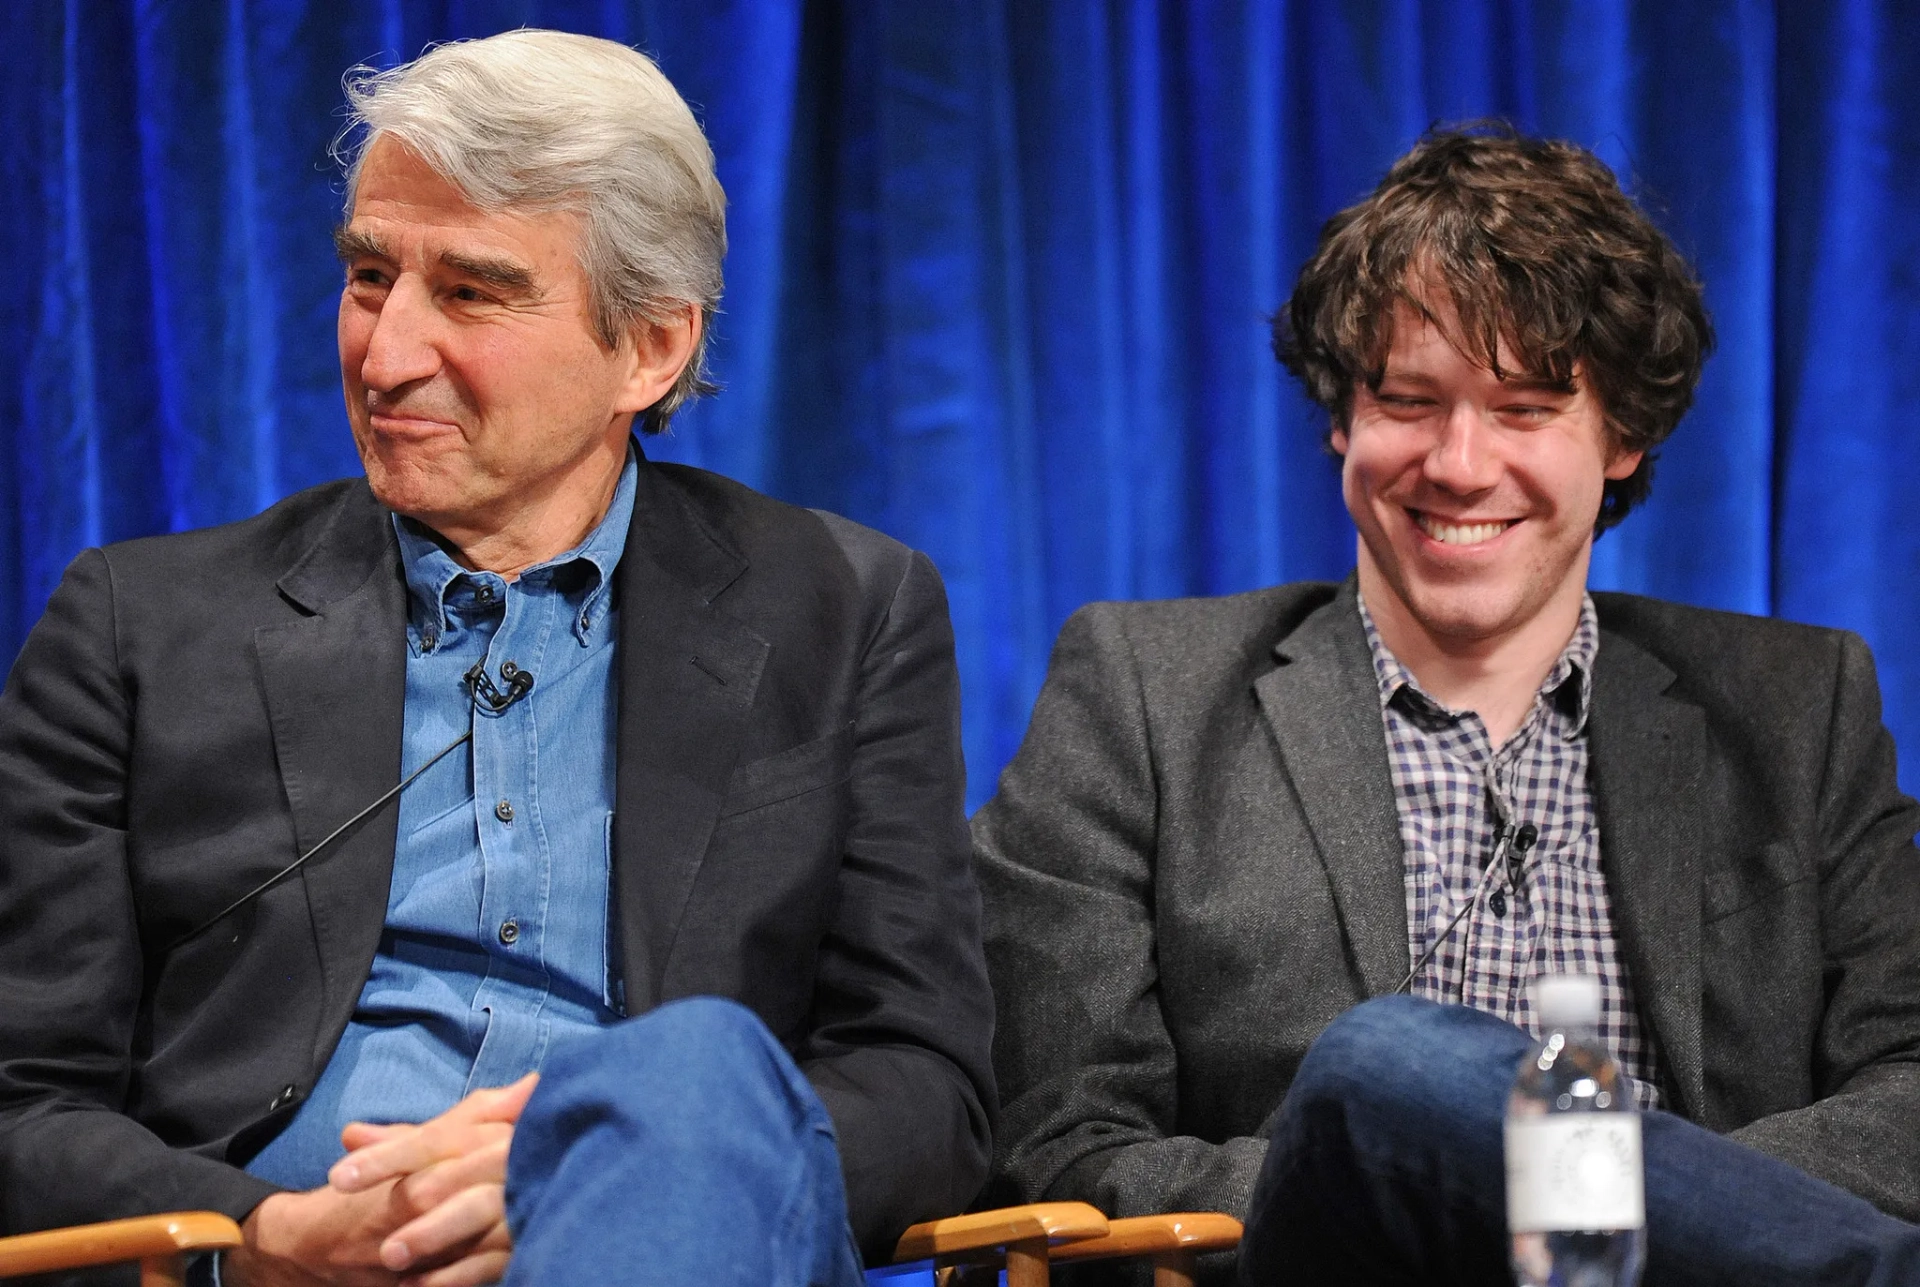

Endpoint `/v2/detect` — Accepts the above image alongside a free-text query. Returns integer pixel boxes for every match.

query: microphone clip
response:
[1505,821,1539,894]
[465,660,535,713]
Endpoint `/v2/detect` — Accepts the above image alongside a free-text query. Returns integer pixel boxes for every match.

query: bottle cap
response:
[1532,974,1602,1028]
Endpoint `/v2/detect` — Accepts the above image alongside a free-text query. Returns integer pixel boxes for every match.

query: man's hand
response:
[328,1074,539,1287]
[225,1076,538,1287]
[226,1183,412,1287]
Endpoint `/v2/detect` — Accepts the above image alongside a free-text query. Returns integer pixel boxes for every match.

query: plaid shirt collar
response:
[1356,591,1600,738]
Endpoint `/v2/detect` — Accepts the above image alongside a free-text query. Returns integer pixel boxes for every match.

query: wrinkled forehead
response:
[348,132,591,230]
[344,135,586,265]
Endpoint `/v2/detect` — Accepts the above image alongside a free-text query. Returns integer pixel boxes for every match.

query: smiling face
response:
[1333,296,1642,658]
[337,135,689,568]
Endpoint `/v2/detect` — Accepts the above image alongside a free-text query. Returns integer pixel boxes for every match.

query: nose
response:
[1422,402,1502,494]
[357,275,444,394]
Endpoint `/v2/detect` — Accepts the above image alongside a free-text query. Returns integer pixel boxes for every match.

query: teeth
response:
[1417,515,1512,545]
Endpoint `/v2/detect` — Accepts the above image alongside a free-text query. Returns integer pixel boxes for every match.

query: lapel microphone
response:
[464,659,534,712]
[160,661,536,955]
[1505,822,1540,894]
[1393,817,1535,996]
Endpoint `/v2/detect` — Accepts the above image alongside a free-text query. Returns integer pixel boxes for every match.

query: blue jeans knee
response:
[1287,994,1531,1132]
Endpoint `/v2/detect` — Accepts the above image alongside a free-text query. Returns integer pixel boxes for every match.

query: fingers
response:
[397,1135,512,1212]
[231,1182,415,1287]
[332,1074,535,1193]
[469,1072,539,1124]
[401,1249,512,1287]
[335,1119,513,1194]
[379,1184,511,1273]
[435,1074,539,1128]
[343,1121,416,1151]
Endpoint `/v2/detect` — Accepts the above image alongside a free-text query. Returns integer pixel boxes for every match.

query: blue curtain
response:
[4,1,1919,809]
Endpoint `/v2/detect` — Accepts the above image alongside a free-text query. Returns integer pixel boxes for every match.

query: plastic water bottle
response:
[1505,974,1646,1287]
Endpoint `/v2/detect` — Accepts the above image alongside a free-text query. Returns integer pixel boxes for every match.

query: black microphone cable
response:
[1392,815,1539,997]
[160,660,534,955]
[1395,820,1513,996]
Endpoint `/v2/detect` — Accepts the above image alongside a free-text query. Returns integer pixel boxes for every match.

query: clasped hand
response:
[226,1074,538,1287]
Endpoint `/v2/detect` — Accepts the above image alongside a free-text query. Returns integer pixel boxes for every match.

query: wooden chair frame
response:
[891,1202,1241,1287]
[0,1213,242,1286]
[0,1203,1240,1285]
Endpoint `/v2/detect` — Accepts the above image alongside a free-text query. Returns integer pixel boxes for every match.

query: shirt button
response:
[477,585,495,603]
[1489,889,1509,918]
[495,799,515,823]
[498,918,520,946]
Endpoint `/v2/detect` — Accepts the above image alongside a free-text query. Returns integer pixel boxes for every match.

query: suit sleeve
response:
[798,549,997,1259]
[973,605,1270,1223]
[1725,632,1920,1221]
[0,550,278,1235]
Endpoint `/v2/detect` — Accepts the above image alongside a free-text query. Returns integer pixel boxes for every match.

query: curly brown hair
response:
[1273,123,1713,531]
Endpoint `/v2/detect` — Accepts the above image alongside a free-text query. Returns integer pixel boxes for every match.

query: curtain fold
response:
[3,0,1917,806]
[1774,0,1920,746]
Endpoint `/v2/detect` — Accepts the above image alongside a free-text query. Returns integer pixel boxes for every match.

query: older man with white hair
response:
[0,31,991,1287]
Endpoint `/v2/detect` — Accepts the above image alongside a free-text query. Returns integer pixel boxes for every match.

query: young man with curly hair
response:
[977,127,1920,1284]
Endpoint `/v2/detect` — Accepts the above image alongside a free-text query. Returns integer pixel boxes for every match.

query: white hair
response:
[336,30,728,433]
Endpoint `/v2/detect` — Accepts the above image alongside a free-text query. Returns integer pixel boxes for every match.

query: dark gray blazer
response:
[0,450,994,1263]
[977,579,1920,1233]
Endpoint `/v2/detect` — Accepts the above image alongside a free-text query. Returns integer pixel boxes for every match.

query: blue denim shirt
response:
[246,454,635,1189]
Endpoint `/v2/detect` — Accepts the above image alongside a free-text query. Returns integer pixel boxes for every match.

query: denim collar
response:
[393,444,639,652]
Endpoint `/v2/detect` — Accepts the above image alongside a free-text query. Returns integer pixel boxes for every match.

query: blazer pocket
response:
[1703,840,1815,923]
[718,723,854,818]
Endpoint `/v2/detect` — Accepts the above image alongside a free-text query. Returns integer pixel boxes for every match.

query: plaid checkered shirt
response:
[1359,592,1663,1107]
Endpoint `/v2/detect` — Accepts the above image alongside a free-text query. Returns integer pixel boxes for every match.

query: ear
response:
[1603,446,1644,481]
[611,305,702,416]
[1329,421,1351,457]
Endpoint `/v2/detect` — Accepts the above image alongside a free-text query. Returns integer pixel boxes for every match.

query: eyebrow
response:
[1378,368,1576,396]
[440,250,535,293]
[332,226,387,264]
[331,225,538,295]
[1493,375,1578,396]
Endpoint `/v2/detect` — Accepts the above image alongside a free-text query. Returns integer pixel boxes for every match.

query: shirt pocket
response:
[717,723,855,818]
[406,793,478,839]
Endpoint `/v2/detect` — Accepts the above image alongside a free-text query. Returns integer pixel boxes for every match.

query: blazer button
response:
[498,918,520,946]
[269,1084,299,1113]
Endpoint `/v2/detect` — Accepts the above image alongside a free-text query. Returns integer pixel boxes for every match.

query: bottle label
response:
[1505,1114,1645,1233]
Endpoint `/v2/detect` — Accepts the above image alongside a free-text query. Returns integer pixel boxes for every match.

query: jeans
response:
[502,996,865,1287]
[1238,995,1920,1287]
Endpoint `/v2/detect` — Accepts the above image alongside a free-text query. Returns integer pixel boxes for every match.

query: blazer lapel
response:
[610,460,769,1008]
[1254,584,1410,998]
[252,484,409,1065]
[1587,627,1707,1118]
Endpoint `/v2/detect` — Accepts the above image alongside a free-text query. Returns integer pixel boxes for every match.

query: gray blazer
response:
[976,579,1920,1233]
